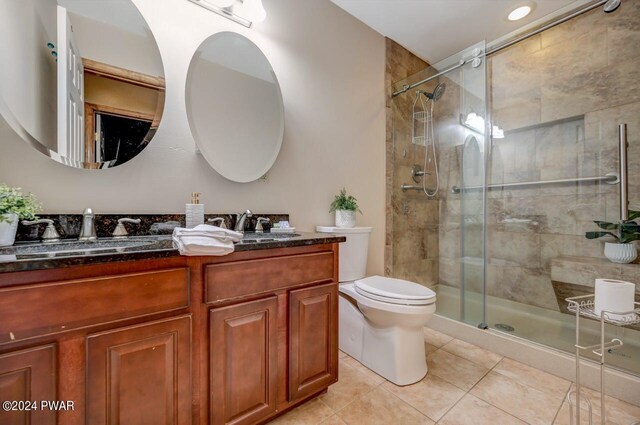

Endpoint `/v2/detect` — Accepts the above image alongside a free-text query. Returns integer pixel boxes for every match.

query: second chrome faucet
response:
[235,210,252,232]
[78,208,97,241]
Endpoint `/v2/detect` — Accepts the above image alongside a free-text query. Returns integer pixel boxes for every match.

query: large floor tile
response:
[319,358,381,411]
[471,371,564,425]
[269,398,334,425]
[341,356,386,385]
[439,394,528,425]
[554,385,640,425]
[441,339,503,369]
[426,349,490,391]
[320,415,348,425]
[336,386,434,425]
[425,342,439,355]
[381,374,465,421]
[424,327,454,347]
[493,357,571,399]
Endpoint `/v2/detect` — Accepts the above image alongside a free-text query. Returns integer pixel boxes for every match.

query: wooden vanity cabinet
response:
[289,283,338,401]
[0,242,340,425]
[0,345,57,425]
[209,297,279,425]
[0,258,192,425]
[86,315,192,425]
[204,243,340,425]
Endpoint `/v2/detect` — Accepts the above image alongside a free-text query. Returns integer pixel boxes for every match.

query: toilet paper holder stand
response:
[565,294,640,425]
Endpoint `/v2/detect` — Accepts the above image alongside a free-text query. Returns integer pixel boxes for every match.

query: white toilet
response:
[316,226,436,386]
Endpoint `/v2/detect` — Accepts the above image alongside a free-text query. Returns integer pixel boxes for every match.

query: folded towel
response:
[172,224,243,256]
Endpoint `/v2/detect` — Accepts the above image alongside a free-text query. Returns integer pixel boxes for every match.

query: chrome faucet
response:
[112,218,141,238]
[78,208,97,241]
[207,217,227,229]
[234,210,253,232]
[255,217,270,233]
[21,219,60,242]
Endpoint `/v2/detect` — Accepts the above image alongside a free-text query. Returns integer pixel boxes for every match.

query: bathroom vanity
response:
[0,233,344,425]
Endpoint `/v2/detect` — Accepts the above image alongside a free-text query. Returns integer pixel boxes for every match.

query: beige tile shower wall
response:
[384,39,441,286]
[487,1,640,310]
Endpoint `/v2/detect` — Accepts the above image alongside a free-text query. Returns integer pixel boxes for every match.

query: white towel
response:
[172,224,243,256]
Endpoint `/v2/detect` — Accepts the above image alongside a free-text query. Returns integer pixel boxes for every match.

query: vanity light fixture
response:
[188,0,266,28]
[508,5,532,21]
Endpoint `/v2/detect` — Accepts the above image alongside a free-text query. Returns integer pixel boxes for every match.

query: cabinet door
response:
[86,315,192,425]
[0,345,56,425]
[210,296,278,425]
[289,283,338,401]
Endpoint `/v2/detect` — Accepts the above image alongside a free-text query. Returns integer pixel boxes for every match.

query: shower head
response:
[603,0,621,13]
[423,83,447,102]
[432,83,446,101]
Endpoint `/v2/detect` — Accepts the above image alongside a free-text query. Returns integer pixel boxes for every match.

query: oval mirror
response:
[0,0,165,169]
[186,32,284,183]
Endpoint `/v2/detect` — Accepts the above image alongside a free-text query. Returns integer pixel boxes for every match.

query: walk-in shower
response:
[389,0,639,377]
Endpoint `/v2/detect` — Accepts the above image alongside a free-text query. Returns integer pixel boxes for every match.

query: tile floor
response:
[269,327,640,425]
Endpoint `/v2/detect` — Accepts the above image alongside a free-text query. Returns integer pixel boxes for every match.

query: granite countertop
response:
[0,232,345,273]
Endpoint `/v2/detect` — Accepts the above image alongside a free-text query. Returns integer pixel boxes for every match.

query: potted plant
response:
[585,210,640,263]
[330,188,361,228]
[0,184,41,247]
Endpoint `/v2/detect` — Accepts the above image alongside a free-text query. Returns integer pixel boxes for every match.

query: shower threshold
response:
[433,284,640,376]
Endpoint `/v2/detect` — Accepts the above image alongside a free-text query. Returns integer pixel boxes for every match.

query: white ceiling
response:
[330,0,585,64]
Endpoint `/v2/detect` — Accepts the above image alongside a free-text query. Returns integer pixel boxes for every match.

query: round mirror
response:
[0,0,165,169]
[186,32,284,183]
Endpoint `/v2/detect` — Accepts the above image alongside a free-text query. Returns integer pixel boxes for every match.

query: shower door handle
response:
[619,124,628,221]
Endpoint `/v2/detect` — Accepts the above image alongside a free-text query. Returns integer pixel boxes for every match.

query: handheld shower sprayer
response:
[412,83,446,197]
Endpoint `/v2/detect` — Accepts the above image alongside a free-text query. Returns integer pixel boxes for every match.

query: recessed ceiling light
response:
[508,5,532,21]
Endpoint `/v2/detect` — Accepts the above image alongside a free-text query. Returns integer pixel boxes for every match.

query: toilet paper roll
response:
[594,279,636,321]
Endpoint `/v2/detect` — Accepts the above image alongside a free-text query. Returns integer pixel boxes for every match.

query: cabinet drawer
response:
[205,251,335,303]
[0,268,189,344]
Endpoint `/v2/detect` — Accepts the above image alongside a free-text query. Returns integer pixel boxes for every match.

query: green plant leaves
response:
[594,221,618,230]
[587,215,640,243]
[585,231,619,241]
[628,210,640,221]
[0,184,41,220]
[620,233,640,244]
[329,188,362,214]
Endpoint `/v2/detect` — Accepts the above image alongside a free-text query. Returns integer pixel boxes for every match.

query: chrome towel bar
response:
[450,173,619,194]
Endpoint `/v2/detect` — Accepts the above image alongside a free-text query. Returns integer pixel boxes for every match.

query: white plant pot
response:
[604,242,637,264]
[335,210,356,228]
[0,213,19,247]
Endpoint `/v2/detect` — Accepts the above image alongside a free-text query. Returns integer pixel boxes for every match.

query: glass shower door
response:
[390,41,488,328]
[457,41,488,328]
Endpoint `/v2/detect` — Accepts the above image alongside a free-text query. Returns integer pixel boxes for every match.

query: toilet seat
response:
[354,275,436,306]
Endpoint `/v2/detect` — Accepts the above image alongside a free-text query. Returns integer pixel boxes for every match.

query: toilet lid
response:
[355,276,436,306]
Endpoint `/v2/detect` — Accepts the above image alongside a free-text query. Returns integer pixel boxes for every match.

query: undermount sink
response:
[239,232,300,243]
[0,237,163,259]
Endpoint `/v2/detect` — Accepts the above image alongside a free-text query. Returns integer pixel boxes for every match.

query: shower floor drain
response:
[494,323,515,332]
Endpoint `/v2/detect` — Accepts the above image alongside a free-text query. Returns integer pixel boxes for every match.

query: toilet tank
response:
[316,226,372,282]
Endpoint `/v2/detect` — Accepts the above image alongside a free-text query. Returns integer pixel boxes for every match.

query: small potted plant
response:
[330,188,361,228]
[0,184,41,247]
[585,210,640,263]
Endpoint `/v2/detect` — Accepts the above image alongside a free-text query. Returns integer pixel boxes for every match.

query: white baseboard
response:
[428,314,640,407]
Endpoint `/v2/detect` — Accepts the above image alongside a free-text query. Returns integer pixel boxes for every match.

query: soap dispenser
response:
[185,192,204,229]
